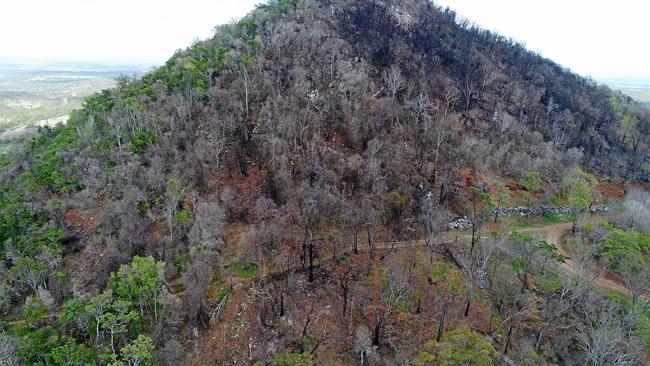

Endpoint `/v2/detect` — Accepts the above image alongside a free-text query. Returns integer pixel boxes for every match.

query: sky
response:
[433,0,650,79]
[1,0,648,78]
[0,0,260,65]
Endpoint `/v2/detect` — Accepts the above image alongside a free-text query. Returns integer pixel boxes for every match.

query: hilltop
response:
[1,1,650,365]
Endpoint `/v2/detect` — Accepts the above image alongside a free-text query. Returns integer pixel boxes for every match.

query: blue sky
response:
[1,0,648,78]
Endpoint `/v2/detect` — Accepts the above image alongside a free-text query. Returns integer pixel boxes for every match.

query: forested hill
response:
[2,0,650,365]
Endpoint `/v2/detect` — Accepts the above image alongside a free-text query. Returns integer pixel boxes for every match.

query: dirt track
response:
[228,219,632,298]
[368,221,631,296]
[517,222,630,295]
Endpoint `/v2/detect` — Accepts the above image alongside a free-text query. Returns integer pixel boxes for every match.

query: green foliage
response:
[600,222,650,267]
[10,256,49,293]
[108,256,165,318]
[15,325,60,365]
[21,125,82,193]
[469,186,496,214]
[100,299,140,343]
[610,96,639,148]
[215,287,230,303]
[258,0,301,14]
[165,179,185,207]
[387,191,409,209]
[60,297,86,328]
[0,184,45,258]
[146,41,229,93]
[521,171,542,205]
[0,154,11,170]
[276,352,315,366]
[137,200,150,217]
[630,306,650,351]
[538,240,566,263]
[229,261,260,279]
[560,169,599,212]
[172,254,190,275]
[91,138,118,155]
[414,328,497,366]
[22,296,49,326]
[17,227,63,257]
[542,212,571,225]
[118,334,155,366]
[50,337,96,366]
[130,130,158,155]
[173,207,194,225]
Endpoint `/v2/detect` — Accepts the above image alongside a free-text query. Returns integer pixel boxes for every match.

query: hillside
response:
[601,77,650,107]
[2,0,650,365]
[0,62,148,152]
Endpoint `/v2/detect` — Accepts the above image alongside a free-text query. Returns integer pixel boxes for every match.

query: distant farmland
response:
[0,61,150,151]
[600,77,650,106]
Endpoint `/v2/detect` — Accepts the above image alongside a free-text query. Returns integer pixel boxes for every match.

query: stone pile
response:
[447,205,608,230]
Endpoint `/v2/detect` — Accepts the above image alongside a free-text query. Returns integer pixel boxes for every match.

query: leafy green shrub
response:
[50,337,96,366]
[229,262,259,279]
[137,201,150,217]
[414,328,497,366]
[387,191,409,208]
[215,287,229,303]
[600,222,650,266]
[23,296,48,326]
[276,352,315,366]
[173,208,194,226]
[130,131,157,155]
[172,254,189,275]
[542,212,570,224]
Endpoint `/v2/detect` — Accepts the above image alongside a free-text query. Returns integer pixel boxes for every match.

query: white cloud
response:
[0,0,260,64]
[433,0,650,78]
[1,0,648,77]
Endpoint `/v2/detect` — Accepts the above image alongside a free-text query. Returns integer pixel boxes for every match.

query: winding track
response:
[367,221,630,295]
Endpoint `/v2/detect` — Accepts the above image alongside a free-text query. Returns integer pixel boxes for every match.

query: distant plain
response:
[0,61,149,151]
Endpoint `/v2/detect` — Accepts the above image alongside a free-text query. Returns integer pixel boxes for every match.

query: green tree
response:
[560,169,599,235]
[86,290,114,342]
[414,328,498,366]
[468,186,495,255]
[119,334,155,366]
[537,240,565,274]
[521,171,542,206]
[101,300,139,353]
[491,178,511,223]
[50,337,96,366]
[109,256,165,322]
[164,179,185,260]
[60,297,88,334]
[9,255,48,294]
[22,295,48,326]
[15,325,60,365]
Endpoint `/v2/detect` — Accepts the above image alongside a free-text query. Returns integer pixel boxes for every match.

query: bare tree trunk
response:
[504,324,514,355]
[342,287,348,318]
[373,314,381,347]
[308,242,315,283]
[535,328,544,352]
[437,307,447,341]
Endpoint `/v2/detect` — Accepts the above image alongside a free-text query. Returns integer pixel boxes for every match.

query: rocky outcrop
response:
[447,205,608,230]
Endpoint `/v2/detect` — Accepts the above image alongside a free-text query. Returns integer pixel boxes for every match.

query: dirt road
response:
[232,220,632,297]
[366,221,630,296]
[516,222,630,295]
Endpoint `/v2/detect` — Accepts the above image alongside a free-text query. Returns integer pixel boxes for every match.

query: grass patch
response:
[215,287,229,303]
[534,268,564,291]
[229,262,259,279]
[543,212,572,225]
